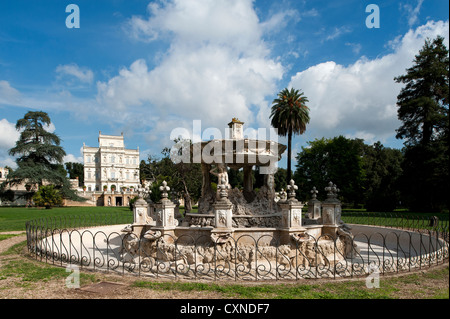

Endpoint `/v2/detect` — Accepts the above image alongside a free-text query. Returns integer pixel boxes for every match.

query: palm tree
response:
[270,88,310,183]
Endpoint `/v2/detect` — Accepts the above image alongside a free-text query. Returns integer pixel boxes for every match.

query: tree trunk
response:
[287,130,292,184]
[181,179,192,213]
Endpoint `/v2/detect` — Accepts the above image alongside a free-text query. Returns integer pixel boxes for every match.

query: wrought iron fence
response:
[25,212,449,281]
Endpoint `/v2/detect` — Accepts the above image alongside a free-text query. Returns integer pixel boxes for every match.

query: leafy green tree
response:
[228,168,243,189]
[294,136,365,205]
[65,162,84,186]
[32,184,63,209]
[362,142,403,211]
[394,36,449,211]
[273,167,287,191]
[3,111,83,201]
[0,189,15,203]
[142,141,202,207]
[270,88,310,183]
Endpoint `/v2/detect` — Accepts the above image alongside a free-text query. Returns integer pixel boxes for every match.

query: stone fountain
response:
[122,119,358,269]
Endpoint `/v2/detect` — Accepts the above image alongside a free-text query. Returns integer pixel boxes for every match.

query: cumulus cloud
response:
[0,119,20,168]
[63,153,83,164]
[56,63,94,84]
[0,80,21,105]
[289,20,449,144]
[0,119,19,150]
[97,0,284,141]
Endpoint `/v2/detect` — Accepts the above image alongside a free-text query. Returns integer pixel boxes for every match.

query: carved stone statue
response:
[210,163,229,188]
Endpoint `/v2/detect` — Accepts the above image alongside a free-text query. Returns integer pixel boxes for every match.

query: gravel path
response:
[0,232,26,254]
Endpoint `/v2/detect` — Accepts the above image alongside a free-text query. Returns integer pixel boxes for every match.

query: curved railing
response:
[25,212,449,281]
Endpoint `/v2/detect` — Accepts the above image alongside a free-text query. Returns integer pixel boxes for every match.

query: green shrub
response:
[32,185,63,209]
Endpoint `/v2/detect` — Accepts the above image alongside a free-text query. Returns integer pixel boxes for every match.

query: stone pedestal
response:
[322,203,339,237]
[132,197,150,237]
[321,203,337,225]
[146,197,156,225]
[279,200,304,230]
[321,182,341,237]
[307,187,322,220]
[278,199,305,245]
[213,199,233,230]
[211,198,234,244]
[307,199,321,220]
[154,199,178,230]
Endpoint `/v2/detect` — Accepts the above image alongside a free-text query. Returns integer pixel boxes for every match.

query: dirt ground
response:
[0,233,224,299]
[0,233,448,300]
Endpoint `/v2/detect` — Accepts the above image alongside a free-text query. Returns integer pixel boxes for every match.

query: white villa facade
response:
[83,132,140,198]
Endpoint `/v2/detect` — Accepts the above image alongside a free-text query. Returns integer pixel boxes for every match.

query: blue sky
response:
[0,0,449,170]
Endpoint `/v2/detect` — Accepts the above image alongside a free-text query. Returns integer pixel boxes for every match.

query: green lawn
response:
[1,205,448,233]
[131,266,449,299]
[341,210,449,231]
[0,206,133,232]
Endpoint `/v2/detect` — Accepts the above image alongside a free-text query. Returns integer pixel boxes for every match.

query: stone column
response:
[211,181,233,244]
[132,190,149,237]
[153,181,178,231]
[243,165,255,202]
[321,182,341,236]
[133,197,148,225]
[243,165,253,193]
[307,187,322,221]
[278,180,305,244]
[213,199,233,230]
[145,188,155,225]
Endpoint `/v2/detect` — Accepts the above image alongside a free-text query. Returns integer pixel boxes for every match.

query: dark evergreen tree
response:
[394,36,449,211]
[362,142,403,211]
[2,111,83,202]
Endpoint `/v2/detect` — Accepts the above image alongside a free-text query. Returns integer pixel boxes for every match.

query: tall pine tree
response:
[394,36,449,211]
[2,111,83,202]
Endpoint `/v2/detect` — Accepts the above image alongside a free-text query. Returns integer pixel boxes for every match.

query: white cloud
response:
[260,9,299,34]
[0,156,16,169]
[97,0,285,140]
[0,80,21,105]
[127,0,263,52]
[345,42,362,55]
[289,20,449,144]
[63,153,83,163]
[56,63,94,84]
[345,131,377,145]
[0,118,19,150]
[0,118,20,168]
[44,122,56,133]
[325,26,351,41]
[401,0,425,27]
